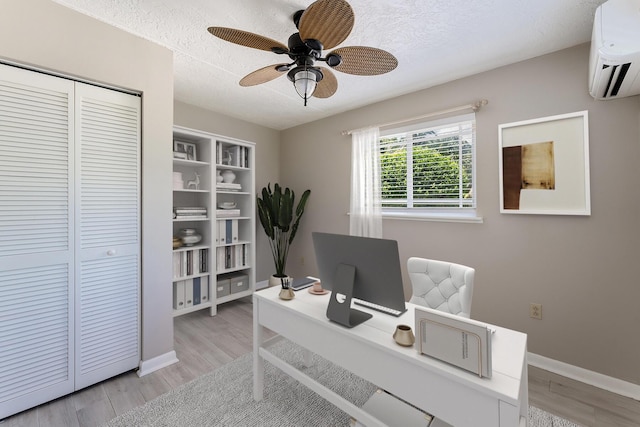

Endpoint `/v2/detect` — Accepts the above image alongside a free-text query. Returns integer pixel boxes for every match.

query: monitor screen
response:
[312,232,407,327]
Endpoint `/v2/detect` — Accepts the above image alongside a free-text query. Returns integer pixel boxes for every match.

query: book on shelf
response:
[174,206,207,219]
[173,248,209,278]
[173,281,185,310]
[200,276,209,302]
[217,219,239,244]
[200,248,208,273]
[216,182,242,191]
[175,206,207,212]
[216,244,248,271]
[193,277,201,305]
[184,279,194,307]
[216,141,250,168]
[173,275,210,311]
[216,209,240,217]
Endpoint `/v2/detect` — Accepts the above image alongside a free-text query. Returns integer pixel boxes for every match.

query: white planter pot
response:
[269,275,289,288]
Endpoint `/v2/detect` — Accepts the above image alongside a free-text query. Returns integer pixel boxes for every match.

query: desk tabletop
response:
[254,286,528,406]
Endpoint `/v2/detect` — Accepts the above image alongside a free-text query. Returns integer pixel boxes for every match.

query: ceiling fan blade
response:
[314,67,338,98]
[298,0,354,50]
[239,64,289,87]
[208,27,288,53]
[330,46,398,76]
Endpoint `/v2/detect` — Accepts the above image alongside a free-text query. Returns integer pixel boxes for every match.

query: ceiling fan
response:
[207,0,398,106]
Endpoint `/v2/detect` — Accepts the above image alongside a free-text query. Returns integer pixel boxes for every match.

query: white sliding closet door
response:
[0,65,141,418]
[74,83,140,389]
[0,65,75,417]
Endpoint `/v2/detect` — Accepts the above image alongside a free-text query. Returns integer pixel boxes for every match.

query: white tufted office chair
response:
[407,257,475,318]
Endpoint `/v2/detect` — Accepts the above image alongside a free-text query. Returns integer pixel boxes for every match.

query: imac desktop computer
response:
[312,232,407,328]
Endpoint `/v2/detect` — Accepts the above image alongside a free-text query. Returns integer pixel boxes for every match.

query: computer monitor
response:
[312,232,407,328]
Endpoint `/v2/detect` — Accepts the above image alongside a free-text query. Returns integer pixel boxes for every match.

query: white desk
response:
[253,286,528,427]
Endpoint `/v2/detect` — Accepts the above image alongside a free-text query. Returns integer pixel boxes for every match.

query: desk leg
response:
[520,355,529,425]
[253,295,264,401]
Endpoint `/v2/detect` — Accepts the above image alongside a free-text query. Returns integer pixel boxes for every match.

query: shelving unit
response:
[213,137,255,309]
[172,126,255,317]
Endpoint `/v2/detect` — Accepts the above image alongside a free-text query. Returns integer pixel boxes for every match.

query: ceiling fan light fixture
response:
[289,67,323,106]
[294,70,317,103]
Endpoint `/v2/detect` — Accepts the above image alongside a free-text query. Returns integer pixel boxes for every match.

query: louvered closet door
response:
[0,65,75,418]
[74,83,140,389]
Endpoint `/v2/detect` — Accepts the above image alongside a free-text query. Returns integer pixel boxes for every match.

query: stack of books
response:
[216,209,240,218]
[174,206,207,219]
[217,182,241,191]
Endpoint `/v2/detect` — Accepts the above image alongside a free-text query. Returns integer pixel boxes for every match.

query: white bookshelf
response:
[172,126,255,317]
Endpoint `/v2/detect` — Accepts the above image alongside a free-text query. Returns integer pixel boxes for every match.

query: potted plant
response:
[257,183,311,286]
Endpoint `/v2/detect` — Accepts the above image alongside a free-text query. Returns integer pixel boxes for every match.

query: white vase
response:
[221,170,236,183]
[216,170,224,183]
[179,228,202,246]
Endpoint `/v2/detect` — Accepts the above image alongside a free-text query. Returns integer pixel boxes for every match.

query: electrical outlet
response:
[530,303,542,320]
[300,256,305,266]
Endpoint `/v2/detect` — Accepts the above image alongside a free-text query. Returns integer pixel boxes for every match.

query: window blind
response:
[380,116,475,210]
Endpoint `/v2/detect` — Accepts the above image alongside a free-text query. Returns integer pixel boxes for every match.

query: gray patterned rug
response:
[103,340,580,426]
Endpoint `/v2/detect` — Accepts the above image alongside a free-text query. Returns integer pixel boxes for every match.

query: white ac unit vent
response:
[589,0,640,100]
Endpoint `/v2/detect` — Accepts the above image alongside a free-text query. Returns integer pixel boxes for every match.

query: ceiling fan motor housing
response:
[288,33,322,62]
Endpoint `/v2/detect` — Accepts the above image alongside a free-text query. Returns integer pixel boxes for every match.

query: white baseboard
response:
[528,352,640,400]
[137,350,179,377]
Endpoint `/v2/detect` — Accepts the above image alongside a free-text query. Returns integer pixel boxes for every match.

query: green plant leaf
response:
[256,183,310,277]
[289,189,311,244]
[256,198,274,239]
[296,189,311,217]
[273,184,282,227]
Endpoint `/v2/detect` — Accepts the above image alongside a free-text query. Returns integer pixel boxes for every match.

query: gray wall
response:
[1,0,175,364]
[281,44,640,385]
[174,101,280,281]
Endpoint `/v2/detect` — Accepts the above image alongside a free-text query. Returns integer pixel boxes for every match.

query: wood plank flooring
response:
[2,297,639,427]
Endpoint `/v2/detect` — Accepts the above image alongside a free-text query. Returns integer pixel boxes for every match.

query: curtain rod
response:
[341,99,489,136]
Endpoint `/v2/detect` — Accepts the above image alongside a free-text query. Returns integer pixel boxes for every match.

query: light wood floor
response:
[2,297,639,427]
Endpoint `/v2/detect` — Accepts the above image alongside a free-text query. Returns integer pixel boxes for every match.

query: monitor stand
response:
[326,263,373,328]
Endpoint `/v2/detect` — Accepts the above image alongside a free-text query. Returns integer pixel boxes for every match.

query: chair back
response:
[407,257,474,318]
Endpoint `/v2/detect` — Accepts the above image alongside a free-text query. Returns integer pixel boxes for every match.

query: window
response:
[379,113,478,220]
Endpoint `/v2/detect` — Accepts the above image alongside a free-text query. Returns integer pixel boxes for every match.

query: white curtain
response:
[350,127,383,238]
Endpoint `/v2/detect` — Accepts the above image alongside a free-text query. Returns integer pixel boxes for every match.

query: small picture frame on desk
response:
[174,140,197,161]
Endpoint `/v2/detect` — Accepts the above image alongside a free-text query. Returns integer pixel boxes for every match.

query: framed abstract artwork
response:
[498,111,590,215]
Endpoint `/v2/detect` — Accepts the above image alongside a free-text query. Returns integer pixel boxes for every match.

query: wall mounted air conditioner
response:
[589,0,640,100]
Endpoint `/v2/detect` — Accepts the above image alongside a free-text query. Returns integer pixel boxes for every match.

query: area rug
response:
[103,340,580,427]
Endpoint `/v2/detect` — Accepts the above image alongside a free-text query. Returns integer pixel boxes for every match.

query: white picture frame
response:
[498,111,590,215]
[174,140,197,161]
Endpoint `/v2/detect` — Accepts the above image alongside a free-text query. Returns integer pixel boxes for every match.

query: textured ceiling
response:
[52,0,605,130]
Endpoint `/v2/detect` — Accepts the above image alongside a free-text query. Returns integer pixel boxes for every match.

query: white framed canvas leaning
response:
[498,111,590,215]
[174,140,197,161]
